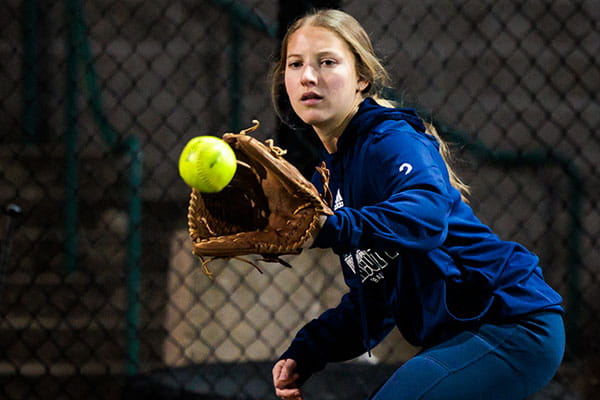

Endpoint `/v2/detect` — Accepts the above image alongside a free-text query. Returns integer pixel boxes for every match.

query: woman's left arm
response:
[315,129,454,253]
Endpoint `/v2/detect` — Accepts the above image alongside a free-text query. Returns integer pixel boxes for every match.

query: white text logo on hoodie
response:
[335,189,399,282]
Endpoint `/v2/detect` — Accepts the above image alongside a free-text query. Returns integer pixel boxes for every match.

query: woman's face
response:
[284,25,366,136]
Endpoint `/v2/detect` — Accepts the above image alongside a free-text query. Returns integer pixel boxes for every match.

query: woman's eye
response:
[321,59,336,66]
[288,61,302,69]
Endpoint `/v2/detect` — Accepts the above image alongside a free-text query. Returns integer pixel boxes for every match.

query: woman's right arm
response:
[278,287,395,383]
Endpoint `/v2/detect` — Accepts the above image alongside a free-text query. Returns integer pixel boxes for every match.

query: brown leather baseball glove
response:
[187,120,333,277]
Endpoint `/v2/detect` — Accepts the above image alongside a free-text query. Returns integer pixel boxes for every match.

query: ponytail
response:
[424,122,471,202]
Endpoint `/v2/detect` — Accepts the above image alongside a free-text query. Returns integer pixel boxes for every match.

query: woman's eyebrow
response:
[286,50,342,59]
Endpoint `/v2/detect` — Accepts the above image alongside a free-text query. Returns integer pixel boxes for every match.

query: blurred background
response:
[1,0,598,399]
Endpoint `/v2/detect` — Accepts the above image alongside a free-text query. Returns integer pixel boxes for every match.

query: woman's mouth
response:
[301,92,323,104]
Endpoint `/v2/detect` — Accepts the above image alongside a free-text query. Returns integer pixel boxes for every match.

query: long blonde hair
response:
[271,9,469,201]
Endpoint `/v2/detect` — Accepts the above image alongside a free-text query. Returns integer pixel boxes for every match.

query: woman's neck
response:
[314,102,361,154]
[314,125,343,154]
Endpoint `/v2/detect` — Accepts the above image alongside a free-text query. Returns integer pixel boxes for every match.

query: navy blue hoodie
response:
[280,98,562,379]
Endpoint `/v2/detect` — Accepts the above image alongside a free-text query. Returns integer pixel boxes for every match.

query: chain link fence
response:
[1,0,598,399]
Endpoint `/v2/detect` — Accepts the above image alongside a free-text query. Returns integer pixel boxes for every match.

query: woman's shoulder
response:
[366,119,439,157]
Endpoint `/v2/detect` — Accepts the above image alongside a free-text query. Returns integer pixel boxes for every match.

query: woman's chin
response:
[297,113,328,128]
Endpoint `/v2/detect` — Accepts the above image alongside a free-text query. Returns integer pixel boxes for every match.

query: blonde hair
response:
[424,122,471,201]
[271,9,469,201]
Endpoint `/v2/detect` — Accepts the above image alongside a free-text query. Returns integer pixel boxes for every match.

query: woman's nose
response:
[300,64,317,86]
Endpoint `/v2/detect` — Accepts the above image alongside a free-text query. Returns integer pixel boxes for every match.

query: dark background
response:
[1,0,598,398]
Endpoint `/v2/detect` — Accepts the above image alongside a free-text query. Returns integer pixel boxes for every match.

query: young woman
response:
[270,9,565,400]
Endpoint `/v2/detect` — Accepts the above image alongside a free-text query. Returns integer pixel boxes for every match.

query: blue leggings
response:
[369,312,565,400]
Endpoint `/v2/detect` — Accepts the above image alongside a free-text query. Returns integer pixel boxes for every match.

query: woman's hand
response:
[272,358,304,400]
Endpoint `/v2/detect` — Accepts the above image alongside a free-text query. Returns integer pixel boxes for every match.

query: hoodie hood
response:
[336,97,427,152]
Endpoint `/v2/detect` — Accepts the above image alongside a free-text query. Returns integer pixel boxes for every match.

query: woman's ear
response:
[357,80,370,93]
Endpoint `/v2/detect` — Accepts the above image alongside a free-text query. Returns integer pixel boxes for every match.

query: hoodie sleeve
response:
[314,126,454,254]
[279,284,395,383]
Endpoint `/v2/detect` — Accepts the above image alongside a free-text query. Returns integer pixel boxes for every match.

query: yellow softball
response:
[178,136,237,193]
